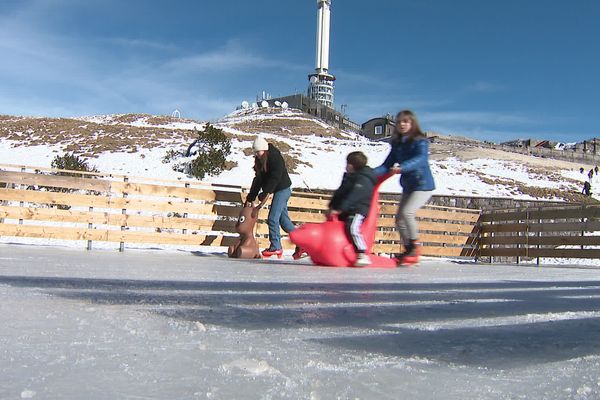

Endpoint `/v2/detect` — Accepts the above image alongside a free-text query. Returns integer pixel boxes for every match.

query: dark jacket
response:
[373,136,435,193]
[247,143,292,202]
[329,166,376,216]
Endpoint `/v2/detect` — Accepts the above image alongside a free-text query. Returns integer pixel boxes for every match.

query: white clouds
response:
[339,94,453,124]
[420,111,540,142]
[335,68,398,90]
[0,17,242,118]
[163,39,304,74]
[0,3,109,92]
[0,3,299,120]
[465,81,505,93]
[100,37,180,52]
[422,111,535,126]
[0,1,594,143]
[0,23,76,76]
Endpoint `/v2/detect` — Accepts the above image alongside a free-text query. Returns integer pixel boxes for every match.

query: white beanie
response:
[252,136,269,152]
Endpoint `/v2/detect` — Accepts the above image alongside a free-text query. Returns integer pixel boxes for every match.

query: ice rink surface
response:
[1,244,600,399]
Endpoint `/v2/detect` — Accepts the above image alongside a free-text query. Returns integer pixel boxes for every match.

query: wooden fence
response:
[478,204,600,263]
[0,164,480,258]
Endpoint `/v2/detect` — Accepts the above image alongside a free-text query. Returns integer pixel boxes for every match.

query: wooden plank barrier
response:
[478,204,600,263]
[0,166,244,250]
[257,193,481,257]
[0,164,481,258]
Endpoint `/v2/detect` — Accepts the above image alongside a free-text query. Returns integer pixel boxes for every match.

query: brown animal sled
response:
[228,206,262,259]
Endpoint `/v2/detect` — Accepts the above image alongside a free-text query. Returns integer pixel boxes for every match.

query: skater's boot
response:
[292,246,307,260]
[353,252,372,267]
[397,240,421,266]
[392,241,412,262]
[261,247,283,259]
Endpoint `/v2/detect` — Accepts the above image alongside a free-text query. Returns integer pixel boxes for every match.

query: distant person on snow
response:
[245,136,305,259]
[373,110,435,266]
[327,151,376,267]
[582,181,592,196]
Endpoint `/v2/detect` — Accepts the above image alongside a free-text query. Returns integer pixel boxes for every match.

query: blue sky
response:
[0,0,598,142]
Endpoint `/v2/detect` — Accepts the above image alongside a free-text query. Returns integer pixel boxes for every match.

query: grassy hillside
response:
[0,109,597,204]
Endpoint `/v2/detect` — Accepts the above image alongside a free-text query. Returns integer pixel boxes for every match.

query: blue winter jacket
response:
[373,136,435,193]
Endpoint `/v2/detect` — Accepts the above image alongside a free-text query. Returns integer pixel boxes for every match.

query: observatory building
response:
[265,0,360,132]
[307,0,335,108]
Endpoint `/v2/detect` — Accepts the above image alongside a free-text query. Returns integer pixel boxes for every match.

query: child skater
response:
[373,110,435,265]
[327,151,376,267]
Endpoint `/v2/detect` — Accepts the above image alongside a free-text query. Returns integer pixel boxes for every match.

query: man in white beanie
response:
[245,136,305,260]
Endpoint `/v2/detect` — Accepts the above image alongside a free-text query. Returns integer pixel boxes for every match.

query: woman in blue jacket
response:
[373,110,435,265]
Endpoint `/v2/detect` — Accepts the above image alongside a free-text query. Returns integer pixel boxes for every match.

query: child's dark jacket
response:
[329,166,376,216]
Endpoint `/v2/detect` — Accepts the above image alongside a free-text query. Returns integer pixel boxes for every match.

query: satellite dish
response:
[274,101,281,107]
[261,100,269,108]
[281,102,288,109]
[251,102,258,109]
[241,101,249,109]
[172,109,181,118]
[310,76,318,84]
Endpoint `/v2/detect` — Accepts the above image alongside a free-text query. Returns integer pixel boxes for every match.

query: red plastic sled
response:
[290,171,398,268]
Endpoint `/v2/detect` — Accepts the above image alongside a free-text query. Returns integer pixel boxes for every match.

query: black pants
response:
[339,212,367,253]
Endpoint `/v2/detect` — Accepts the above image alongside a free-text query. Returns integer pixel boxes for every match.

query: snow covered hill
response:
[1,109,598,203]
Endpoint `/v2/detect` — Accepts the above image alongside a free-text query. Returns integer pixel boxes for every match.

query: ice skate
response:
[353,253,371,267]
[261,247,283,259]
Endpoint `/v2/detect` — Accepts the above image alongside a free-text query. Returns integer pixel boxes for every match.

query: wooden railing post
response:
[87,206,93,250]
[18,167,25,225]
[537,207,541,266]
[489,219,494,264]
[120,176,128,252]
[524,209,531,264]
[516,213,521,265]
[473,214,482,263]
[183,182,190,235]
[581,204,586,251]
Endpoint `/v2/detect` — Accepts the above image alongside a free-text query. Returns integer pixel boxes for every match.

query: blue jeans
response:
[268,187,295,250]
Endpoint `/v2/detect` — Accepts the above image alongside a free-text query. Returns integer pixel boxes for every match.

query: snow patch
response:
[222,358,282,377]
[21,390,36,399]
